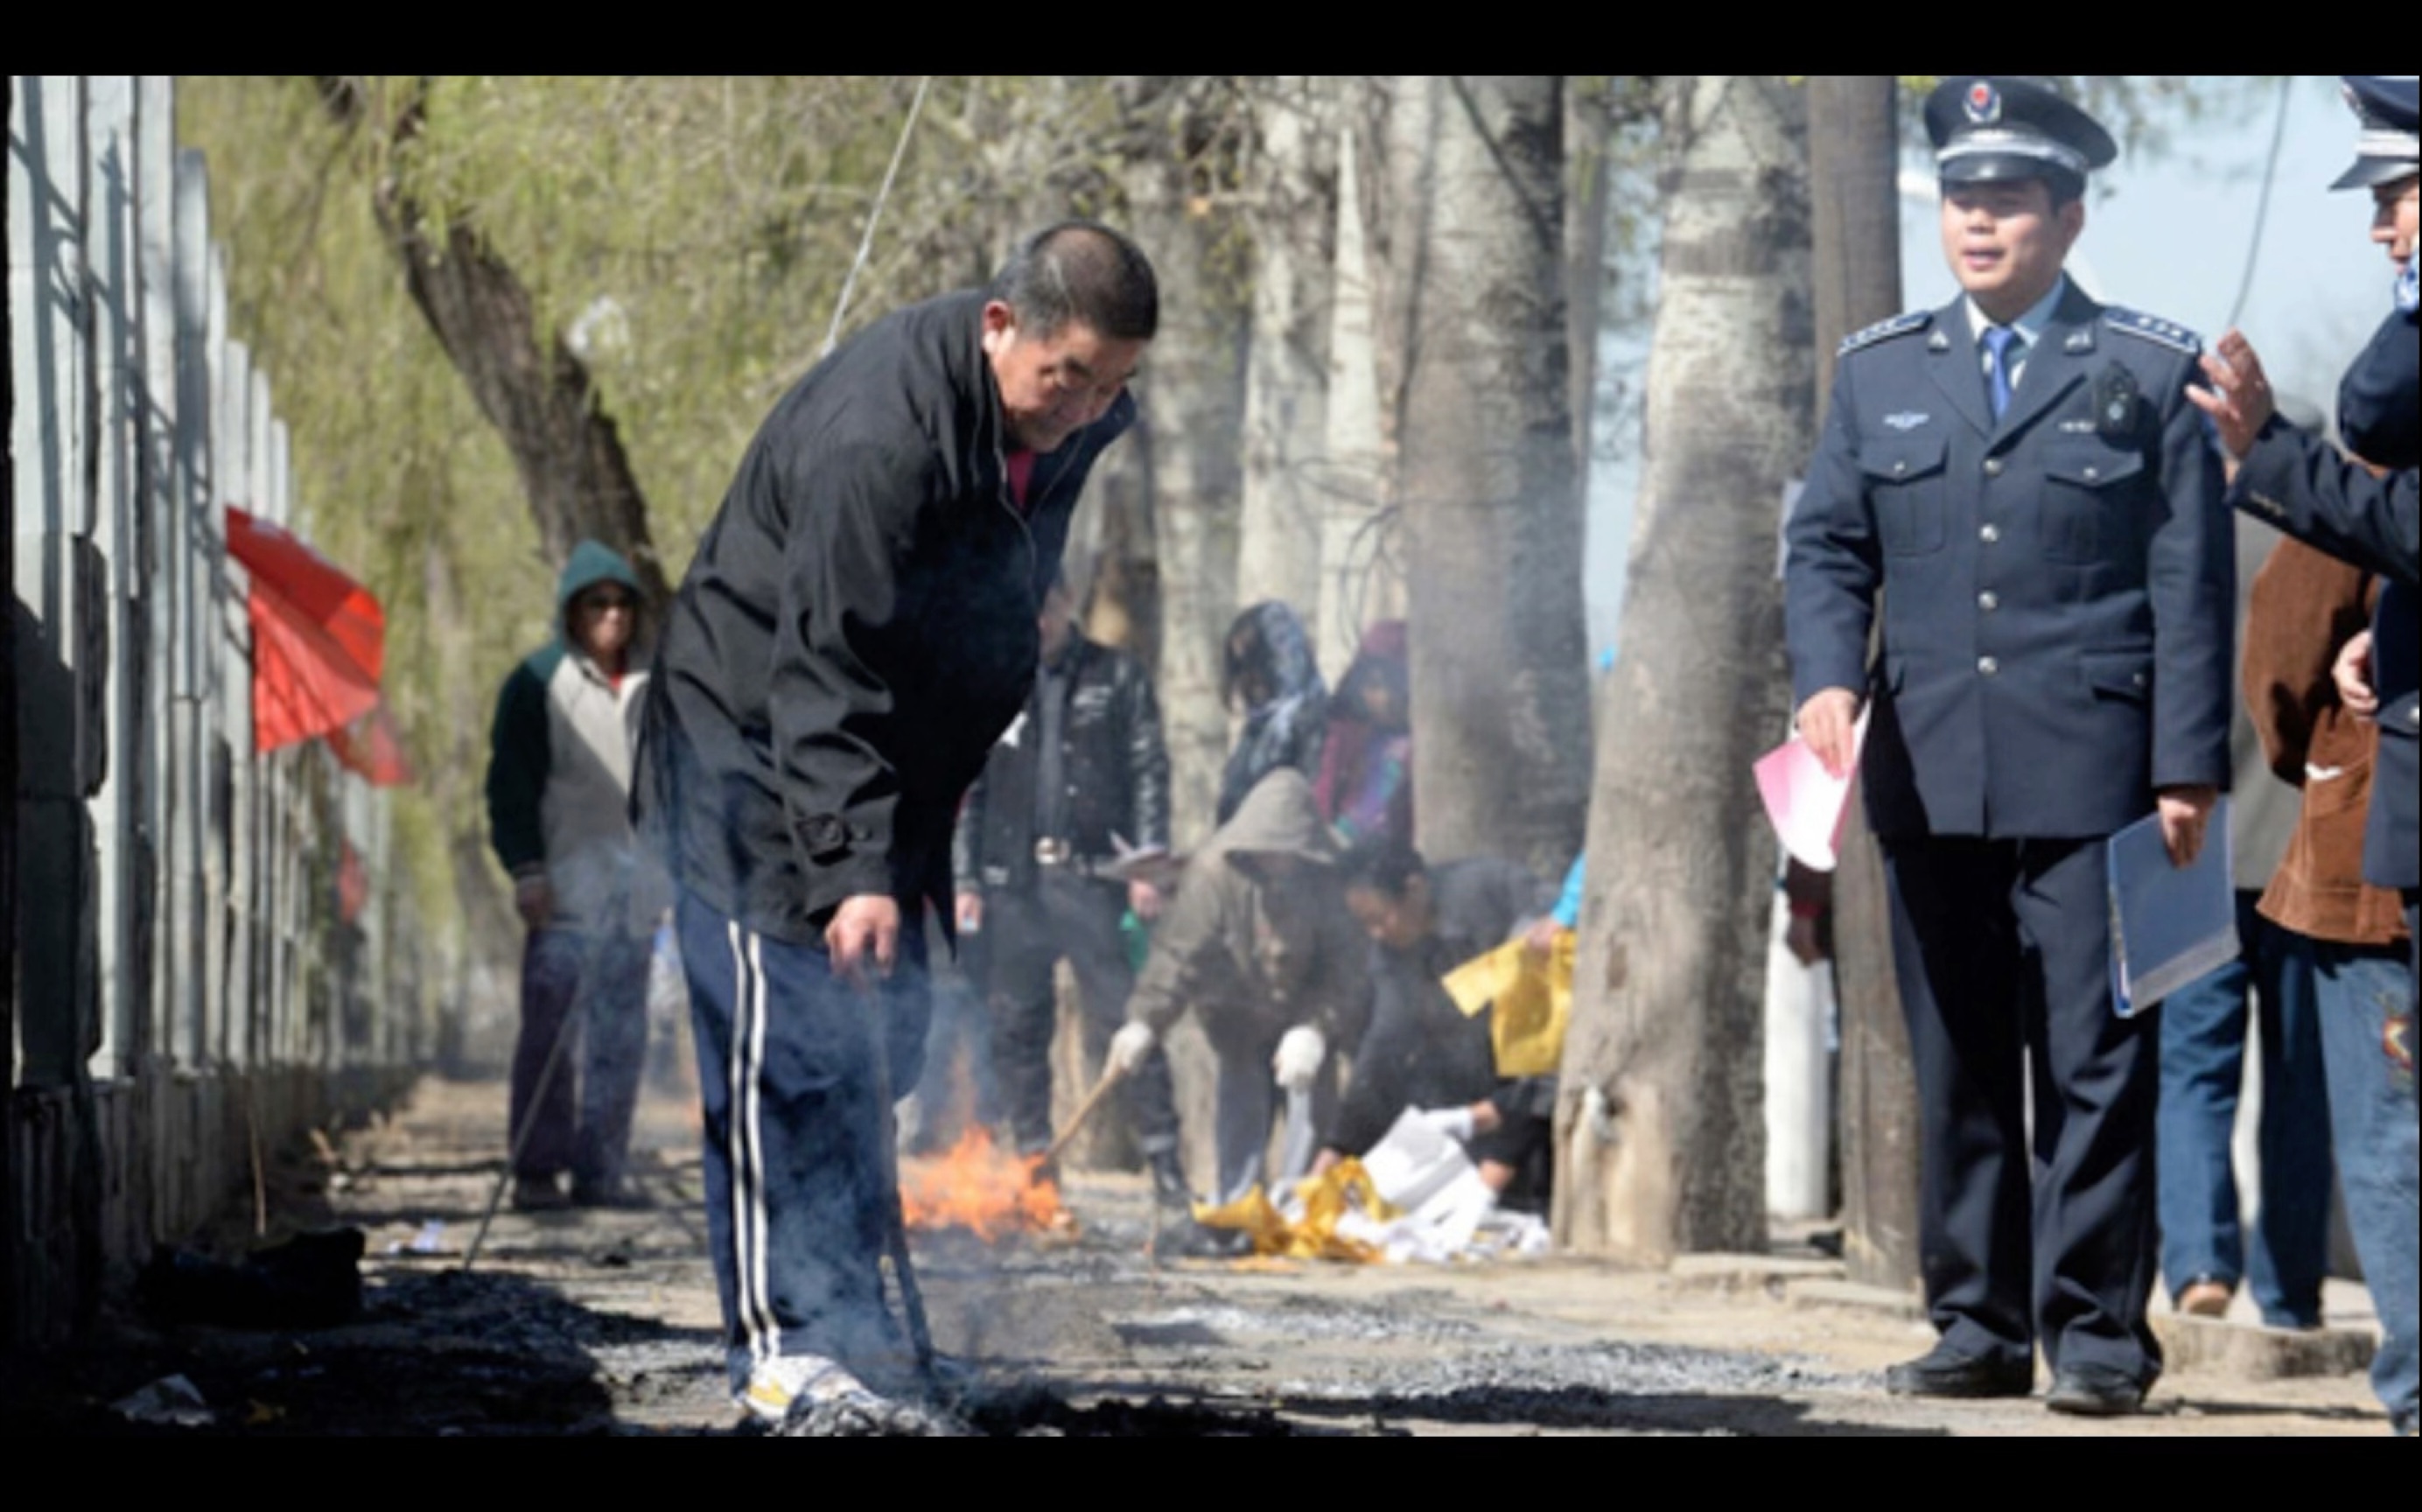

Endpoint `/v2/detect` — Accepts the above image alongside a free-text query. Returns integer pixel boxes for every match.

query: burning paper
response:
[898,1128,1074,1241]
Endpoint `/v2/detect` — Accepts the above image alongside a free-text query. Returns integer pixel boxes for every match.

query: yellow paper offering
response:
[1439,933,1573,1078]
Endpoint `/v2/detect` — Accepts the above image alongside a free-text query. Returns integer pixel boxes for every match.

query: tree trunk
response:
[1552,75,1813,1263]
[1314,83,1401,682]
[1234,78,1336,668]
[312,77,667,602]
[1380,76,1590,882]
[1804,75,1920,1292]
[1114,77,1250,853]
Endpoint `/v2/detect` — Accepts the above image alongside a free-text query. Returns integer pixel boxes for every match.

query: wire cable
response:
[822,76,934,360]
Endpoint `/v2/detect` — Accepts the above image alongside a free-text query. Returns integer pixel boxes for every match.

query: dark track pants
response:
[677,889,929,1391]
[1883,835,2162,1385]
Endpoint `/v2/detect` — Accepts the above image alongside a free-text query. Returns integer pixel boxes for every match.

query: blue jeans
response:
[2308,934,2418,1433]
[508,925,652,1189]
[2155,893,2334,1327]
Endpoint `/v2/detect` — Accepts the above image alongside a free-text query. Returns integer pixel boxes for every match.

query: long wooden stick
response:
[1042,1065,1126,1168]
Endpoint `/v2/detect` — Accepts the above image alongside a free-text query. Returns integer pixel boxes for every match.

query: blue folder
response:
[2106,796,2238,1018]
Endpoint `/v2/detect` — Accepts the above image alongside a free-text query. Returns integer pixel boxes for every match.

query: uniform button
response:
[1978,656,1999,676]
[1978,591,1999,612]
[1892,460,1908,476]
[1984,458,2005,477]
[2082,466,2100,482]
[1980,523,2001,543]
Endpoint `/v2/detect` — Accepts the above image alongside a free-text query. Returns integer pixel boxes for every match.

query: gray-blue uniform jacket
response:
[2232,301,2418,891]
[1787,282,2234,838]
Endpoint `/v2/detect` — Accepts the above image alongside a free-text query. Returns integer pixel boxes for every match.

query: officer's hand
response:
[1107,1020,1157,1078]
[955,889,984,934]
[1128,878,1165,921]
[826,893,900,989]
[2334,630,2378,721]
[1521,917,1564,957]
[1796,687,1863,780]
[514,875,554,932]
[2156,784,2219,870]
[2188,328,2278,461]
[1272,1026,1326,1092]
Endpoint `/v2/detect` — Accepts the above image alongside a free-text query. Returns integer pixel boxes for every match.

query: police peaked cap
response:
[2331,75,2419,191]
[1927,77,2116,195]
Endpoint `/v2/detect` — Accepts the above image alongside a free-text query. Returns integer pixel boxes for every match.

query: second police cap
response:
[2330,75,2420,191]
[1926,77,2118,197]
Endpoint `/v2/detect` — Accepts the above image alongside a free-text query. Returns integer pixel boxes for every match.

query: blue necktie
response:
[1983,326,2018,421]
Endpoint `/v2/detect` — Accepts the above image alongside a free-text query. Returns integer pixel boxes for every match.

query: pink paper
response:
[1754,711,1867,872]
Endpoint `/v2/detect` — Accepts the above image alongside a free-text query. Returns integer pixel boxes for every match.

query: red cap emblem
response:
[1964,81,2001,124]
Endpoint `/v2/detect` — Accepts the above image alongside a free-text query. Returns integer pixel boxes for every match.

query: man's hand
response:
[1796,687,1863,780]
[2187,327,2278,464]
[1272,1026,1326,1092]
[2155,784,2219,870]
[514,875,554,932]
[1521,916,1564,957]
[2334,629,2378,721]
[955,889,984,934]
[1127,878,1164,922]
[1785,913,1828,968]
[826,893,900,989]
[1108,1020,1157,1078]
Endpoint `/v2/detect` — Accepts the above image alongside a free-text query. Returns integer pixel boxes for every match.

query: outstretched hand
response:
[2187,328,2278,461]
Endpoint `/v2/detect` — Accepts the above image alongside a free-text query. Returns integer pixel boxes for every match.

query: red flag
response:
[336,838,369,924]
[226,508,387,753]
[326,700,415,788]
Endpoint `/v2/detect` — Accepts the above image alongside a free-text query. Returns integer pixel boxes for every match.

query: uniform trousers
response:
[984,872,1180,1161]
[508,924,651,1191]
[1883,834,2162,1384]
[676,888,930,1392]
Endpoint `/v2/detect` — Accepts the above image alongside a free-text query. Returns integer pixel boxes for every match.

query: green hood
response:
[556,539,643,629]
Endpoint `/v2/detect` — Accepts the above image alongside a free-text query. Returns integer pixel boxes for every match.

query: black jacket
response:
[952,634,1169,893]
[633,289,1137,942]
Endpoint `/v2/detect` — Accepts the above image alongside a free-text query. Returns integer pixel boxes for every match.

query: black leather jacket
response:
[953,634,1169,893]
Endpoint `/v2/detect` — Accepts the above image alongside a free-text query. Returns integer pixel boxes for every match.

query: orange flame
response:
[899,1127,1074,1240]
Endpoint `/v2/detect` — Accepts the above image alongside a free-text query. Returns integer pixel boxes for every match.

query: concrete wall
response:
[6,75,424,1351]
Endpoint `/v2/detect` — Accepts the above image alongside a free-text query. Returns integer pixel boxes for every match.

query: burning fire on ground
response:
[899,1128,1075,1241]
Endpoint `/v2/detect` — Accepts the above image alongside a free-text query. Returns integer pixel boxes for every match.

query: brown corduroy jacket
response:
[2245,536,2411,948]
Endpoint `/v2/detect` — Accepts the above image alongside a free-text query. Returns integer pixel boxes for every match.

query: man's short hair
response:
[1339,836,1426,900]
[990,221,1159,342]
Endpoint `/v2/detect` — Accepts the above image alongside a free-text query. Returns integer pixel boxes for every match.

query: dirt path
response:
[6,1073,2391,1437]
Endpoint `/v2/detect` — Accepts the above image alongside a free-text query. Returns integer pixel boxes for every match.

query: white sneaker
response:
[735,1354,877,1425]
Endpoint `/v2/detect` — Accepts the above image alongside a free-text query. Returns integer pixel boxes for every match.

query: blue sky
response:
[1586,75,2411,660]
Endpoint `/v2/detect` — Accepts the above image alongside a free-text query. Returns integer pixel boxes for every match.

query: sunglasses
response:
[576,591,637,614]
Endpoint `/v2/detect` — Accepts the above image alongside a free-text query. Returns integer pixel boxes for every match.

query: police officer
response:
[2188,78,2417,1437]
[2194,76,2418,998]
[1786,77,2233,1417]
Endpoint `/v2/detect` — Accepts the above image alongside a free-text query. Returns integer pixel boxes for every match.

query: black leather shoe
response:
[2044,1364,2148,1417]
[1883,1345,2034,1399]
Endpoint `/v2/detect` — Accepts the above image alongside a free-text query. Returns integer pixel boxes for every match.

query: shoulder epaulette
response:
[2103,308,2202,357]
[1838,310,1931,356]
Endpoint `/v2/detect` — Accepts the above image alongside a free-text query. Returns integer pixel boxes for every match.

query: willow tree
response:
[1554,74,1813,1262]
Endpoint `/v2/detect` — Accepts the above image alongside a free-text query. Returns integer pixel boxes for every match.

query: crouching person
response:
[1315,839,1560,1212]
[1106,769,1371,1209]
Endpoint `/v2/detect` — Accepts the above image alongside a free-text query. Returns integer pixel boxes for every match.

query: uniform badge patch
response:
[1964,80,2000,124]
[2094,362,2140,436]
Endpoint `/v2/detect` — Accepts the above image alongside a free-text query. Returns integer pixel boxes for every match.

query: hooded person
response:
[1106,768,1371,1209]
[485,539,671,1212]
[1313,619,1413,849]
[1215,601,1328,827]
